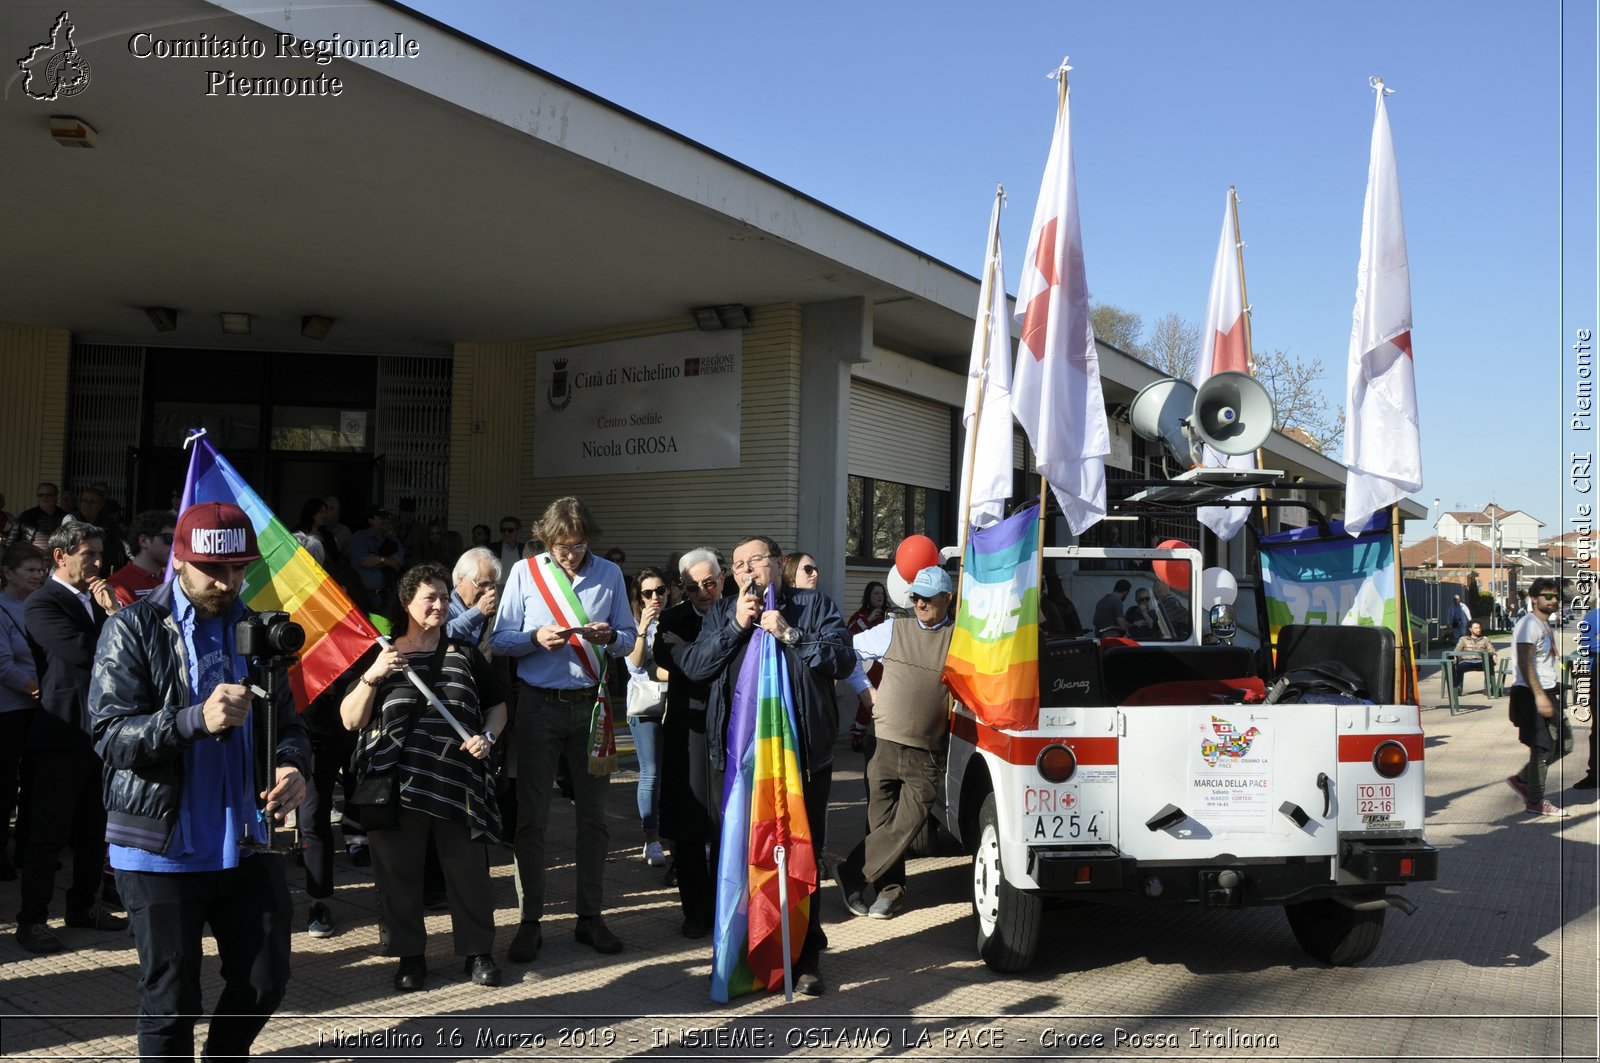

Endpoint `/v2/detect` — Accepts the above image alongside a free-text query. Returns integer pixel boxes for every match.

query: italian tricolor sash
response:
[527,554,618,776]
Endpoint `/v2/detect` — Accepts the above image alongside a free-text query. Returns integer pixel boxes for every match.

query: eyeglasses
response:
[641,586,668,598]
[466,577,496,590]
[732,554,777,574]
[550,541,587,557]
[686,576,721,592]
[800,564,818,576]
[500,526,518,534]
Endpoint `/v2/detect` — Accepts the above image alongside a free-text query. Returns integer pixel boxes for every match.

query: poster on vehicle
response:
[534,330,741,475]
[1187,709,1274,835]
[1258,514,1398,644]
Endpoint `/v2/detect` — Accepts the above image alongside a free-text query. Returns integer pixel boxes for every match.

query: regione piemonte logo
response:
[17,11,92,100]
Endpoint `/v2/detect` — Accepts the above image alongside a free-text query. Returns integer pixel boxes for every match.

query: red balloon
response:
[1152,539,1192,590]
[894,535,940,581]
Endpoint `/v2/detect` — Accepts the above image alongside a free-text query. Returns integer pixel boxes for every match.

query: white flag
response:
[1011,64,1109,536]
[1343,84,1421,533]
[958,189,1015,547]
[1194,188,1255,541]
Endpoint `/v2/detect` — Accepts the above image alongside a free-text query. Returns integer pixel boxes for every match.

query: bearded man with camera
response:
[89,502,309,1063]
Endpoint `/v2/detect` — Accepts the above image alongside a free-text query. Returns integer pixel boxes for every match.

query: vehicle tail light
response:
[1373,740,1408,778]
[1037,743,1077,783]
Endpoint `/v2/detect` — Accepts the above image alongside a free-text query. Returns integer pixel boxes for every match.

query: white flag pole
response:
[774,844,793,1002]
[374,636,474,744]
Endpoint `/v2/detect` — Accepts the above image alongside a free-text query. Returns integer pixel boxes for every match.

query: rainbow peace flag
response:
[710,588,815,1002]
[178,436,379,709]
[944,502,1041,730]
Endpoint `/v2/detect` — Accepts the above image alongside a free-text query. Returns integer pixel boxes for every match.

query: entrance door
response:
[272,456,380,531]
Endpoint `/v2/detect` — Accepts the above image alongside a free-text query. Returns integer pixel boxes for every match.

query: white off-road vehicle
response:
[941,482,1438,972]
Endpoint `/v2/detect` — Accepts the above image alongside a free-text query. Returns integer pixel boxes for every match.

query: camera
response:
[236,611,306,658]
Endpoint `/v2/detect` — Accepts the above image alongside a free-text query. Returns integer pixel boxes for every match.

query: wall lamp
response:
[692,304,752,331]
[301,315,336,340]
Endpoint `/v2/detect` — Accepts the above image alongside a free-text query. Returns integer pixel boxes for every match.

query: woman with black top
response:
[341,563,507,991]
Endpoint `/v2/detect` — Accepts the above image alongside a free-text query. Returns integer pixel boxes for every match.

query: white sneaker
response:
[643,841,666,867]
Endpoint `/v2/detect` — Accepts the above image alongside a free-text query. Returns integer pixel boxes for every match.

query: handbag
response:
[349,640,446,830]
[626,677,667,718]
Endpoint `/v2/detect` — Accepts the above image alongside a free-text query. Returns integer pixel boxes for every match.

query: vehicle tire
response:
[907,814,940,858]
[972,792,1043,972]
[1284,895,1385,966]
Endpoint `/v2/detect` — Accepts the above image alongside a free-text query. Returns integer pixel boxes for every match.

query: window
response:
[846,474,949,561]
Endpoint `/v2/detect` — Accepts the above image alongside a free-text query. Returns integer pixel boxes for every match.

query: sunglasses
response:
[641,586,668,598]
[1537,592,1560,600]
[687,576,721,592]
[1137,597,1150,603]
[500,526,518,534]
[160,532,175,545]
[800,564,818,576]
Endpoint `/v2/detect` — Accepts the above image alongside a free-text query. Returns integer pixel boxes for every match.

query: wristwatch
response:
[782,626,800,647]
[482,730,498,746]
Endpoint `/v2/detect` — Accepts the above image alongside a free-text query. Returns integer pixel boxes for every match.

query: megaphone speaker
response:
[1129,378,1199,463]
[1192,371,1274,455]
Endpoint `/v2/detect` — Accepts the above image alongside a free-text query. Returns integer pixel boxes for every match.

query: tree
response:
[1145,312,1201,380]
[1252,347,1345,454]
[1090,303,1143,354]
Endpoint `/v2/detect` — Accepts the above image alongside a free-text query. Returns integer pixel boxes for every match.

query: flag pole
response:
[775,843,793,1002]
[1036,59,1071,583]
[958,184,1006,559]
[1229,187,1271,530]
[1388,503,1416,703]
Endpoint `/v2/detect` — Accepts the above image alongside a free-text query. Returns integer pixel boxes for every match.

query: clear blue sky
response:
[407,0,1595,545]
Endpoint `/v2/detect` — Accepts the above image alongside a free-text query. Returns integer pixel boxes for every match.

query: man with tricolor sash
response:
[490,496,636,961]
[677,535,854,997]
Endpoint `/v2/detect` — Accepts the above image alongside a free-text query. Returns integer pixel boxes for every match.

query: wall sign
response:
[534,331,741,475]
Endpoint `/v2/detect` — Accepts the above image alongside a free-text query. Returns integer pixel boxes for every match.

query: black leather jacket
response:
[676,586,854,782]
[89,581,310,855]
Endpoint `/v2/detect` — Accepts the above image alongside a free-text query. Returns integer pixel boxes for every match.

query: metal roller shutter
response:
[848,381,951,491]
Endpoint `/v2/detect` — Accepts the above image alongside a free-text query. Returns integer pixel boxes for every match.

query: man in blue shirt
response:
[448,546,501,642]
[90,502,309,1062]
[348,505,402,613]
[491,496,635,961]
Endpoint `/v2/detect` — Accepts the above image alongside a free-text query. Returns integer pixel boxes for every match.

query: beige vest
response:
[874,618,955,750]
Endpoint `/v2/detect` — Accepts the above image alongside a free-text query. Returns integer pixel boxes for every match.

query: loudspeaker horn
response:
[1191,371,1274,455]
[1128,377,1199,465]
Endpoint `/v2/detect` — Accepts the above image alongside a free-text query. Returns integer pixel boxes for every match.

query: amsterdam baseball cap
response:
[908,565,952,597]
[173,502,261,564]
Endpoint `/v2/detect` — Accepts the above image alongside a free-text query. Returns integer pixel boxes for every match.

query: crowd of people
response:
[2,483,968,1057]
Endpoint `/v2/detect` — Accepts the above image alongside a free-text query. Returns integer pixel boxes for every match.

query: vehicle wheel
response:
[1284,895,1385,966]
[907,814,940,857]
[972,792,1043,972]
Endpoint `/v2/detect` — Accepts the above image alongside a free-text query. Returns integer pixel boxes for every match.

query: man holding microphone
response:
[90,502,309,1061]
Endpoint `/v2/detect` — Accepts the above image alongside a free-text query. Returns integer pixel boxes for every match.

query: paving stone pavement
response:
[1,649,1594,1061]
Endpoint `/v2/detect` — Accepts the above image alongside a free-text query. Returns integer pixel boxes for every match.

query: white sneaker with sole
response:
[643,841,666,867]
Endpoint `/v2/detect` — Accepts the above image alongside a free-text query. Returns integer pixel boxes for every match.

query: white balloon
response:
[886,566,914,609]
[1201,566,1238,606]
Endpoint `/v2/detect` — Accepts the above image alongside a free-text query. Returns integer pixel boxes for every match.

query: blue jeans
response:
[628,716,662,835]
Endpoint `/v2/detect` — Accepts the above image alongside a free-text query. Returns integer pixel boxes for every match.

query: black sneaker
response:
[832,859,870,917]
[794,968,825,996]
[16,922,62,954]
[65,906,128,931]
[1573,773,1597,790]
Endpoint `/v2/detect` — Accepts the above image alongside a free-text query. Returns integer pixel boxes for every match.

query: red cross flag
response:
[1194,187,1256,541]
[1011,59,1109,536]
[1343,81,1421,533]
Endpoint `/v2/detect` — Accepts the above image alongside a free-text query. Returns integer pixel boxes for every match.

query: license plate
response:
[1023,810,1105,842]
[1356,782,1395,815]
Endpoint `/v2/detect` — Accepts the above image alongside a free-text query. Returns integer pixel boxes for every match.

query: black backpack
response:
[1265,660,1373,705]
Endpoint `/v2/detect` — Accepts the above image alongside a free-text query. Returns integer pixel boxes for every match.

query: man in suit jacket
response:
[16,520,127,953]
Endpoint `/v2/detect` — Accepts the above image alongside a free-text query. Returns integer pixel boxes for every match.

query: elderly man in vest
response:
[833,564,955,919]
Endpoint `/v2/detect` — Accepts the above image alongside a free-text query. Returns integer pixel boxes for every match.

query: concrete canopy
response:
[1,0,978,361]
